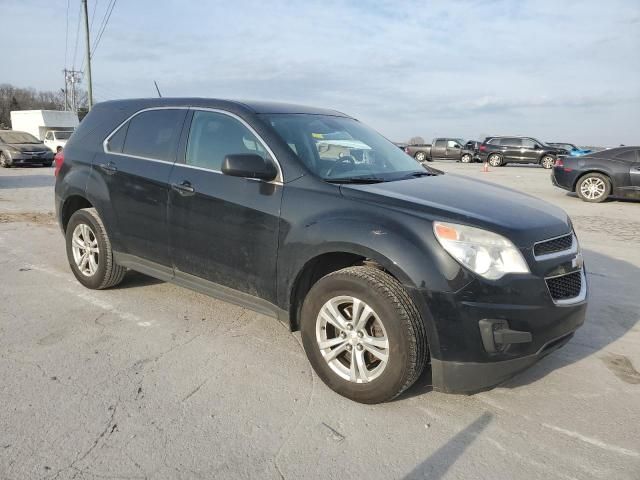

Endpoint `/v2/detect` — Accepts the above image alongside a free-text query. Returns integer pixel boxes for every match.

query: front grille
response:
[546,271,582,300]
[534,234,573,257]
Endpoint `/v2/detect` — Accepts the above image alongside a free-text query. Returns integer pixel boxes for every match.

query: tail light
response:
[54,151,64,176]
[404,147,409,154]
[479,144,487,152]
[554,158,563,167]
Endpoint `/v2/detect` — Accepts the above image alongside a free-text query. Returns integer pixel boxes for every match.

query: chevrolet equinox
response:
[55,99,587,403]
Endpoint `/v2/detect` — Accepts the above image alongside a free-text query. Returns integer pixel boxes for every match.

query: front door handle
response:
[99,162,117,175]
[171,181,195,196]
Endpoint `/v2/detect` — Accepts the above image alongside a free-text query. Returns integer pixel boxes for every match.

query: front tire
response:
[576,173,610,203]
[461,153,472,163]
[488,154,503,167]
[541,155,555,169]
[300,266,428,404]
[414,151,427,162]
[65,208,127,289]
[0,152,11,168]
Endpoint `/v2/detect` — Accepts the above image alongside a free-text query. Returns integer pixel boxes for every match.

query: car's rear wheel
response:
[576,173,610,203]
[541,155,555,169]
[300,266,428,404]
[488,154,503,167]
[414,151,427,162]
[461,153,472,163]
[0,152,11,168]
[65,208,127,289]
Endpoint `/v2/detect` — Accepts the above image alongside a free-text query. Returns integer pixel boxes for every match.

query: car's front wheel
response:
[0,152,11,168]
[541,155,555,169]
[300,266,428,404]
[65,208,127,289]
[461,153,472,163]
[576,173,610,203]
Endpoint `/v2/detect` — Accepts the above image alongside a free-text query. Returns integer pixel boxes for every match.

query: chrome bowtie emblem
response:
[572,253,584,270]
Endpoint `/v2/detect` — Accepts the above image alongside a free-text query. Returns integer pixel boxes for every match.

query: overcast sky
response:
[3,0,640,145]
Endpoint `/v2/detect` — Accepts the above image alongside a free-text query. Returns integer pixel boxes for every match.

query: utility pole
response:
[64,69,82,113]
[82,0,93,110]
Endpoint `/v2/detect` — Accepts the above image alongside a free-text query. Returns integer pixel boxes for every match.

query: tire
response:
[461,153,472,163]
[65,208,127,289]
[300,266,428,404]
[488,154,503,167]
[576,173,611,203]
[414,151,427,162]
[0,152,11,168]
[541,155,555,169]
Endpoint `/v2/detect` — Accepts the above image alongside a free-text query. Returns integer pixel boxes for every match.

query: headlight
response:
[433,222,530,280]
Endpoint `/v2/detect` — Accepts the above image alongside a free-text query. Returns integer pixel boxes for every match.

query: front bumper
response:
[8,153,54,165]
[412,269,587,394]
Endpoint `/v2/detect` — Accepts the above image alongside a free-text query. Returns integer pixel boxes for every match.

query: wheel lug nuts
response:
[356,344,363,351]
[346,324,353,331]
[340,332,346,339]
[357,331,363,338]
[346,344,353,352]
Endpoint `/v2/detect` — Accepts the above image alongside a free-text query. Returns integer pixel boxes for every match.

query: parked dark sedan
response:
[0,130,54,167]
[552,146,640,202]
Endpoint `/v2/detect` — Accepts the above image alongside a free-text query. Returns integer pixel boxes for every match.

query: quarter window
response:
[120,109,184,162]
[106,123,128,153]
[185,110,268,171]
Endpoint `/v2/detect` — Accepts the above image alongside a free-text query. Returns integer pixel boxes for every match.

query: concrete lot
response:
[1,162,639,480]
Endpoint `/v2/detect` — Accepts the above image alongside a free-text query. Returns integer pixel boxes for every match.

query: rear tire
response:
[541,155,555,169]
[576,173,610,203]
[300,266,428,404]
[488,154,503,167]
[65,208,127,289]
[414,151,427,162]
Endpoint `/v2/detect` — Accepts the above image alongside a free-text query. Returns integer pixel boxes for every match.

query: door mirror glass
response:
[222,154,277,181]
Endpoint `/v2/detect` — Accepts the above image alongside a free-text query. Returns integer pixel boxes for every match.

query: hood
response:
[8,143,49,152]
[339,174,571,247]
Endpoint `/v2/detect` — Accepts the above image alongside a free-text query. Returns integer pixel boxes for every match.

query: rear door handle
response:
[99,162,117,175]
[171,181,195,196]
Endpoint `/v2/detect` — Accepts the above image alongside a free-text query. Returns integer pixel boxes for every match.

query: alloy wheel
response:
[488,154,501,167]
[315,296,389,383]
[542,156,555,169]
[461,154,471,163]
[71,223,100,276]
[580,177,606,201]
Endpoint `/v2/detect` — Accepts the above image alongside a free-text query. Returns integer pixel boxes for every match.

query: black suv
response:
[479,136,568,169]
[55,99,587,403]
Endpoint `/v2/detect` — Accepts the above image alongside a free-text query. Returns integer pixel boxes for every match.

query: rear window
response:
[120,109,184,162]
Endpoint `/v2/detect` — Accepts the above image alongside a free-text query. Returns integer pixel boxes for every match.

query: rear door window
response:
[434,139,446,148]
[121,109,184,162]
[500,138,521,147]
[521,138,536,148]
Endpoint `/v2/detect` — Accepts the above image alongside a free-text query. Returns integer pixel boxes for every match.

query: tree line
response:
[0,84,87,129]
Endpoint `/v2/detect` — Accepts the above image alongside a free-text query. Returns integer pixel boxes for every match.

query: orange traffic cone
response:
[482,161,489,173]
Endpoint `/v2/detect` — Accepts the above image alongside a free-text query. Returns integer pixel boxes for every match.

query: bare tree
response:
[0,83,84,129]
[408,136,426,145]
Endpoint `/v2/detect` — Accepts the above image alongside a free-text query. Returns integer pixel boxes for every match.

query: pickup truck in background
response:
[405,138,477,163]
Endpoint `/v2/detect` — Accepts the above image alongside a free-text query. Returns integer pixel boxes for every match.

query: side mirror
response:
[222,154,277,181]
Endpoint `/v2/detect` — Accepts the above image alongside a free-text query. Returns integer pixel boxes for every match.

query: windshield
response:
[261,114,430,181]
[53,131,73,140]
[0,131,42,144]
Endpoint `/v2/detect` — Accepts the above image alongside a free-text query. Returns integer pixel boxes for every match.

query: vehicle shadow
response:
[401,248,639,398]
[401,412,493,480]
[0,174,55,189]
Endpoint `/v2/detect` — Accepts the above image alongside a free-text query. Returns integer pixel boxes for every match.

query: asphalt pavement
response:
[0,162,639,479]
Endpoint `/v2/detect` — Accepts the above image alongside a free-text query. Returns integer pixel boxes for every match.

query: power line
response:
[72,0,83,69]
[91,0,117,58]
[89,0,99,31]
[64,0,70,68]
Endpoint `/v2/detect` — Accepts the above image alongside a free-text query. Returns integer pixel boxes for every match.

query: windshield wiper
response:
[326,176,386,184]
[392,170,438,180]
